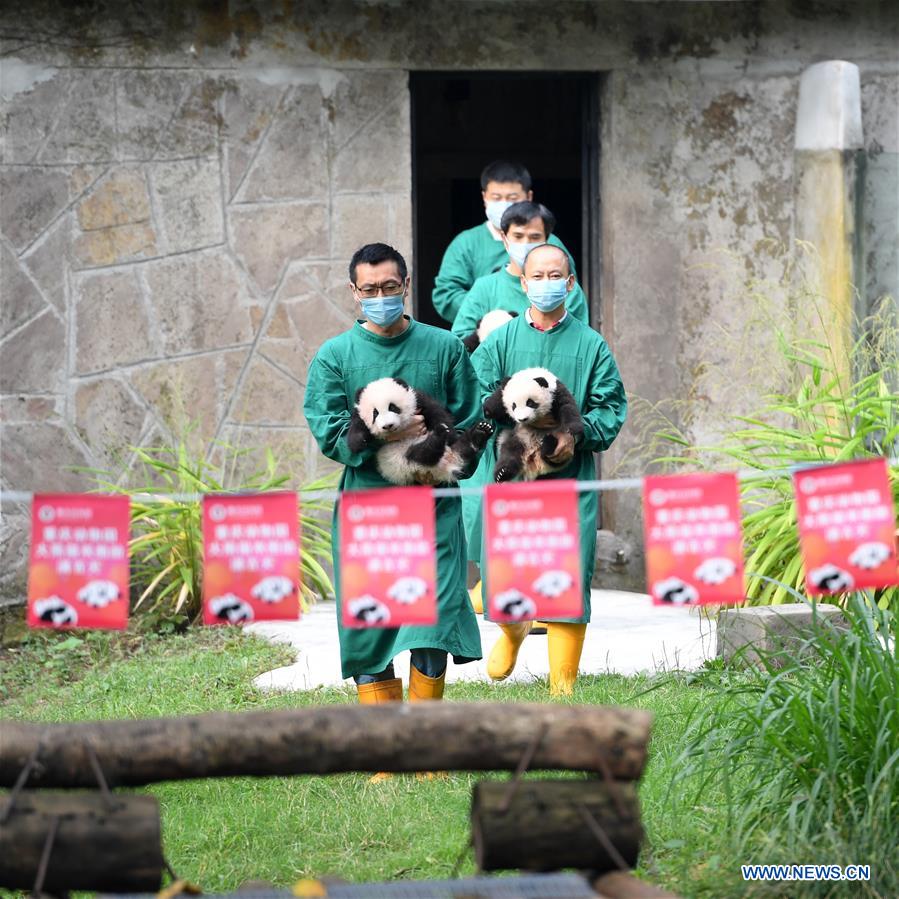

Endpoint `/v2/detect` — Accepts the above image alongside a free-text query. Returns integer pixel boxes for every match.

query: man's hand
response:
[546,430,576,464]
[382,414,427,442]
[529,413,558,431]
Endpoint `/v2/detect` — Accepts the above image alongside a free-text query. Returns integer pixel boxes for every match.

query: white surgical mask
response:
[485,200,513,230]
[506,240,542,270]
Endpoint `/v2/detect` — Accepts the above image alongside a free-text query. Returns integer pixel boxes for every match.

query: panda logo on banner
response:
[643,472,746,607]
[793,457,899,595]
[27,494,131,630]
[339,486,438,628]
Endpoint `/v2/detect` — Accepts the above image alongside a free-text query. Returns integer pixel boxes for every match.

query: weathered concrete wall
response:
[1,0,897,599]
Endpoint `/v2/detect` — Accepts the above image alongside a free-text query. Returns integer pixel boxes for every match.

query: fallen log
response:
[0,704,651,787]
[471,780,643,873]
[0,792,163,892]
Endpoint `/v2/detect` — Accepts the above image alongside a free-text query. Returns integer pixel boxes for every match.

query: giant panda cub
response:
[347,377,494,486]
[462,309,519,353]
[483,367,584,482]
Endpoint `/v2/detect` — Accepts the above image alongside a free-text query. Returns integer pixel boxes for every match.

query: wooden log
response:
[594,871,683,898]
[0,704,651,788]
[0,792,163,891]
[471,780,643,873]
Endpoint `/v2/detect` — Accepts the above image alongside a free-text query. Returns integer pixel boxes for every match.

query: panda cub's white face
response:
[477,309,515,343]
[502,367,557,424]
[356,377,417,438]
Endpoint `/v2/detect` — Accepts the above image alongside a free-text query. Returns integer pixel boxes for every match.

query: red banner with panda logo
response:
[793,458,899,595]
[339,487,437,628]
[27,494,131,630]
[643,472,745,607]
[202,492,301,625]
[483,480,583,622]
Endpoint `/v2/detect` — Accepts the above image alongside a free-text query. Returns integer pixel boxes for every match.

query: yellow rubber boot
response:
[486,621,533,681]
[547,623,587,696]
[356,677,403,782]
[408,666,446,701]
[408,665,448,779]
[468,579,484,614]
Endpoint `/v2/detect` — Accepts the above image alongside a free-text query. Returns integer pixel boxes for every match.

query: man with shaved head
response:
[470,243,627,695]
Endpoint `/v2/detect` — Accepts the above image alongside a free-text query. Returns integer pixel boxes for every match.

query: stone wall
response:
[1,1,897,600]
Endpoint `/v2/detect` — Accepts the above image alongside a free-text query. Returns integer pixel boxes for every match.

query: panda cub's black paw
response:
[471,420,495,448]
[494,465,515,482]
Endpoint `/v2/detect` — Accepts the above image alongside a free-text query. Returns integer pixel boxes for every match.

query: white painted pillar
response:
[794,60,865,377]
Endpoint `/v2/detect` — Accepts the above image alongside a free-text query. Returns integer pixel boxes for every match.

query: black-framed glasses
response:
[352,281,404,299]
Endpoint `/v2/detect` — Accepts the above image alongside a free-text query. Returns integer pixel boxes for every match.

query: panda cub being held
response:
[462,309,519,353]
[348,377,494,486]
[483,367,584,482]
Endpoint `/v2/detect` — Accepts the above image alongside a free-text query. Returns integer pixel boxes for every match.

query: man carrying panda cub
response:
[452,200,591,614]
[471,243,627,696]
[305,243,483,724]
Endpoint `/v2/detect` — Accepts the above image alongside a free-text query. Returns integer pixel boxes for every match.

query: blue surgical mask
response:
[506,240,542,270]
[525,278,570,312]
[485,200,513,230]
[361,293,405,327]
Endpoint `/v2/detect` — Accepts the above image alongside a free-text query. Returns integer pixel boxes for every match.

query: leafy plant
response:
[92,435,336,625]
[652,278,899,610]
[663,595,898,896]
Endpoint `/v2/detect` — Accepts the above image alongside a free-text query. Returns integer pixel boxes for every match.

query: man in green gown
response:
[305,243,483,710]
[432,160,574,324]
[471,243,627,695]
[451,200,590,342]
[454,201,589,614]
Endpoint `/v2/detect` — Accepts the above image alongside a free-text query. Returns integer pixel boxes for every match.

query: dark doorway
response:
[410,72,600,329]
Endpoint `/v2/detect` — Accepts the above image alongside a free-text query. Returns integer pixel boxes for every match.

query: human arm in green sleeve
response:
[444,340,483,431]
[579,340,628,452]
[567,282,589,324]
[304,349,378,468]
[432,234,473,324]
[471,339,508,423]
[451,282,488,339]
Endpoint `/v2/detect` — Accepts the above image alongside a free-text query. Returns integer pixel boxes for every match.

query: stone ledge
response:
[716,602,848,666]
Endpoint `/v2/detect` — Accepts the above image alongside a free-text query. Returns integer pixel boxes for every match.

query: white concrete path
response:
[247,590,717,692]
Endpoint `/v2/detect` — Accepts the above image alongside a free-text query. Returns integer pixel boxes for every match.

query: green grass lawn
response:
[0,620,889,897]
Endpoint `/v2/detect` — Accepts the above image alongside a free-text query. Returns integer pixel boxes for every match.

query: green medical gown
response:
[454,272,590,558]
[304,318,483,679]
[470,314,627,623]
[432,222,574,324]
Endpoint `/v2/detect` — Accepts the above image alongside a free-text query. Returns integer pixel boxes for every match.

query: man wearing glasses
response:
[304,243,483,729]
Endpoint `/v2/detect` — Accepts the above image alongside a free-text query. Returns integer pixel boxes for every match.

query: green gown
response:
[304,317,483,679]
[432,222,573,324]
[454,274,590,561]
[470,314,627,622]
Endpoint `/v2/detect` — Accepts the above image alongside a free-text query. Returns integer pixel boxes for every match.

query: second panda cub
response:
[348,377,494,486]
[462,309,519,353]
[483,367,584,481]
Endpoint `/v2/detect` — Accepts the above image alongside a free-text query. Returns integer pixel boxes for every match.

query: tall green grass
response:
[90,434,336,625]
[662,595,898,896]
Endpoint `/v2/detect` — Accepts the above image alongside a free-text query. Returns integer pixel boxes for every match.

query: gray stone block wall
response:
[1,1,897,601]
[0,60,411,600]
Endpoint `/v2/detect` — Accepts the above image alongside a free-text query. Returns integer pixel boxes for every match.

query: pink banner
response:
[793,458,899,595]
[28,494,131,630]
[339,487,437,628]
[644,472,745,606]
[202,492,301,625]
[484,480,583,622]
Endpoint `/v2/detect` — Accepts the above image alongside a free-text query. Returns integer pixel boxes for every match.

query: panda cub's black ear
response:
[508,311,519,318]
[354,387,365,402]
[533,376,549,388]
[393,377,410,389]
